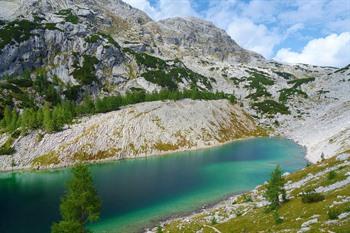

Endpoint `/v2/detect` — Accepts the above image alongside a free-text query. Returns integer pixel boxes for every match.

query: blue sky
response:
[124,0,350,67]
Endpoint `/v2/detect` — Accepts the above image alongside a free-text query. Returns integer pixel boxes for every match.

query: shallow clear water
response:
[0,137,305,233]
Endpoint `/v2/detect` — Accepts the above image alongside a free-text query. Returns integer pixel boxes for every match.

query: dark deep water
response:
[0,137,306,233]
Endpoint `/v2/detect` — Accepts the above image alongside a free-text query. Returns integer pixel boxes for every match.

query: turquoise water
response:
[0,137,305,233]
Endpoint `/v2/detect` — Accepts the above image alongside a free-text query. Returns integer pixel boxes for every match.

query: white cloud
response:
[122,0,156,14]
[226,18,281,58]
[274,32,350,67]
[123,0,350,66]
[122,0,197,20]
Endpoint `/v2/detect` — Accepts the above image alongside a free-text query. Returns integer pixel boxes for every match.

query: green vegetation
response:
[124,48,167,69]
[252,100,290,116]
[31,151,60,166]
[125,48,213,90]
[265,165,286,210]
[0,101,74,134]
[0,89,235,134]
[279,87,308,103]
[85,34,101,43]
[51,164,101,233]
[0,18,62,50]
[273,71,295,80]
[71,55,99,85]
[142,70,178,89]
[57,9,79,24]
[0,136,15,155]
[278,77,315,103]
[245,71,274,101]
[287,77,315,88]
[98,33,120,48]
[301,189,325,203]
[0,19,40,49]
[334,64,350,73]
[328,170,337,180]
[44,23,61,31]
[161,155,350,233]
[328,205,350,220]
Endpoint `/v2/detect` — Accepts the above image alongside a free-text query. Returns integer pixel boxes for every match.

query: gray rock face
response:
[0,0,350,169]
[0,99,258,171]
[152,17,264,62]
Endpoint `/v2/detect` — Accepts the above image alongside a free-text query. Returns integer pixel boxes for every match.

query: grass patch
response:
[72,148,121,162]
[154,142,179,151]
[31,151,60,166]
[0,136,15,155]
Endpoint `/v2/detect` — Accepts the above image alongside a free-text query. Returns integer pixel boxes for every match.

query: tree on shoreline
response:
[265,165,286,210]
[51,164,101,233]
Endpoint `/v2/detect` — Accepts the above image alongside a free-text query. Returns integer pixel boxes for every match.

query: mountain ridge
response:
[0,0,349,169]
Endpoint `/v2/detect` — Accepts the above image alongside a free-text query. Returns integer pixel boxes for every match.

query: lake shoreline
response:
[1,135,281,173]
[0,137,306,233]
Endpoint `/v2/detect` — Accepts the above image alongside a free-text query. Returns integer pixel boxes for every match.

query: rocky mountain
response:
[0,0,349,170]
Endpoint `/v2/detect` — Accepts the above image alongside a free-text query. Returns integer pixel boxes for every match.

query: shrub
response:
[0,136,15,155]
[278,87,308,103]
[328,170,336,180]
[211,216,217,225]
[242,194,253,202]
[328,208,339,220]
[301,190,325,203]
[71,55,99,85]
[157,226,163,233]
[287,77,315,88]
[252,100,290,116]
[327,205,350,220]
[273,210,283,224]
[0,19,40,49]
[57,9,79,24]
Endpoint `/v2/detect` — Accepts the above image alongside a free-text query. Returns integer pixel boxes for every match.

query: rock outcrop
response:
[0,0,349,169]
[0,99,260,171]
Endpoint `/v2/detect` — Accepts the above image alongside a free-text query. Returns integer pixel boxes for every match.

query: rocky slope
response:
[0,99,261,171]
[0,0,349,169]
[149,153,350,233]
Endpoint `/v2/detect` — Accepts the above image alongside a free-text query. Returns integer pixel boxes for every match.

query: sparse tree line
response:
[0,89,236,134]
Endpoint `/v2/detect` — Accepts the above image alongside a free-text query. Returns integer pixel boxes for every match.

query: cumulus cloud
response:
[274,32,350,67]
[123,0,350,66]
[123,0,197,20]
[226,18,281,58]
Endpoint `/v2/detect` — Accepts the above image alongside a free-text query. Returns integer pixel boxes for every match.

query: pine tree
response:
[8,108,19,132]
[51,164,101,233]
[2,106,11,130]
[265,165,286,210]
[35,108,44,129]
[20,108,37,132]
[78,96,95,115]
[43,103,55,132]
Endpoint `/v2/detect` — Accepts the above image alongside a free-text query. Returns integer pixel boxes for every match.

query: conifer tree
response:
[43,103,55,132]
[265,165,286,210]
[51,164,101,233]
